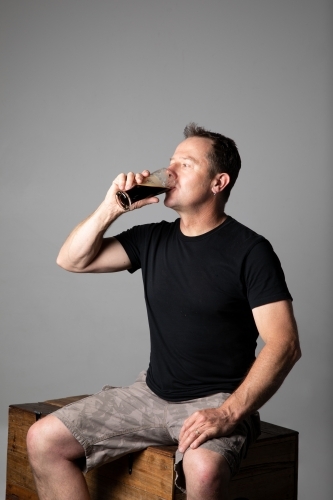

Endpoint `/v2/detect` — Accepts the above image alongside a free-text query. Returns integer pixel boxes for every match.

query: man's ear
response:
[212,173,230,194]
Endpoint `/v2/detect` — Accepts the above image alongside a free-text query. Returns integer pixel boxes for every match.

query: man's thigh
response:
[52,372,175,472]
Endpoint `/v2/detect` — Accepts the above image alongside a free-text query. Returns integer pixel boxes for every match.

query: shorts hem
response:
[54,413,92,473]
[174,446,237,494]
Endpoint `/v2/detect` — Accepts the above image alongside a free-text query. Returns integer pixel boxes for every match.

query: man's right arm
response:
[56,170,159,273]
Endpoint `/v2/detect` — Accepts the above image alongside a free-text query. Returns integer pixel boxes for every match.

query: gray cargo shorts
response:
[54,371,260,493]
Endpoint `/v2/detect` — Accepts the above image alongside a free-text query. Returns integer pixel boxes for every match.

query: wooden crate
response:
[6,396,298,500]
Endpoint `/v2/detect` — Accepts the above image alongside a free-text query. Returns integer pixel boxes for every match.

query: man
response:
[27,124,301,500]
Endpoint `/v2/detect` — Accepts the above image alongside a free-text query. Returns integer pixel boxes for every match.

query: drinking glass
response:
[115,168,175,210]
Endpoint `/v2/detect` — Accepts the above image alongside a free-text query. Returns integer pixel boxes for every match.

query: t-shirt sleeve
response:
[244,239,293,309]
[114,225,146,273]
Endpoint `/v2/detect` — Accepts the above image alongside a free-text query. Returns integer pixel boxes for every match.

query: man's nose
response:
[167,164,177,178]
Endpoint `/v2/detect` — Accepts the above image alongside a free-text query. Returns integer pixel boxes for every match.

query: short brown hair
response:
[183,123,241,201]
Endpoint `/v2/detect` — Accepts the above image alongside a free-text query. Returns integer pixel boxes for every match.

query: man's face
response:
[164,136,215,212]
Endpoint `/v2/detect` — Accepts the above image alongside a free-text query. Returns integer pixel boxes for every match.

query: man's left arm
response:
[178,299,301,452]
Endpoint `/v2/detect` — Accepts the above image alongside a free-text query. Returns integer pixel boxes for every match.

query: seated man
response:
[27,123,301,500]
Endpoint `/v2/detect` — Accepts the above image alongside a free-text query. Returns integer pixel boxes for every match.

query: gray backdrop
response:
[1,0,331,498]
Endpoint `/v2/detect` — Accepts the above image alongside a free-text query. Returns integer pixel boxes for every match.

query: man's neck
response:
[179,207,227,237]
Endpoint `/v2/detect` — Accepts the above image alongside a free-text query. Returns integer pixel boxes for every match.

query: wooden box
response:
[6,396,298,500]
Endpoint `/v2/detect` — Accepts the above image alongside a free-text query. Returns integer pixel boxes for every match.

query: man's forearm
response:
[178,330,301,453]
[56,200,121,272]
[221,336,301,425]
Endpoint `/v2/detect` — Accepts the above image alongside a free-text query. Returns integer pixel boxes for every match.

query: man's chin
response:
[164,191,182,211]
[163,192,173,207]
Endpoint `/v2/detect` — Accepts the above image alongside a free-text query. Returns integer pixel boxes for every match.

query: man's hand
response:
[178,406,236,453]
[106,169,159,211]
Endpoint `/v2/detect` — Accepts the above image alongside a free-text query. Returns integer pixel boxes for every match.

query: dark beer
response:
[115,168,175,210]
[116,184,170,210]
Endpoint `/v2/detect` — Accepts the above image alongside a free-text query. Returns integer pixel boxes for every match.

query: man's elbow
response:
[56,252,69,270]
[290,338,302,366]
[56,254,81,272]
[56,254,64,268]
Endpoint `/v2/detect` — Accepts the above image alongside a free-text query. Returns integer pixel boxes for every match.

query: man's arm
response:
[56,170,159,273]
[178,299,301,452]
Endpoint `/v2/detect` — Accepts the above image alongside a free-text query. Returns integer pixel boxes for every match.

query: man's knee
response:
[183,448,231,499]
[27,415,84,468]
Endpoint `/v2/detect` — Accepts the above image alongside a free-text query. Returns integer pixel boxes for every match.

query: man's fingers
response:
[134,170,150,185]
[140,169,150,177]
[189,430,210,449]
[178,425,213,453]
[124,172,135,190]
[113,173,127,191]
[130,197,159,211]
[178,415,207,452]
[114,170,151,191]
[178,408,232,453]
[179,412,202,440]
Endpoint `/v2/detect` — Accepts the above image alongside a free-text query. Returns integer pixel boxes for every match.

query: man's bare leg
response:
[183,447,231,500]
[27,415,90,500]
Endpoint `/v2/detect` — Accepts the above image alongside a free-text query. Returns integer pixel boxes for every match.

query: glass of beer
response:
[115,168,175,210]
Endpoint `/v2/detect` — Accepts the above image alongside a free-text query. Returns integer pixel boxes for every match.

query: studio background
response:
[0,0,331,498]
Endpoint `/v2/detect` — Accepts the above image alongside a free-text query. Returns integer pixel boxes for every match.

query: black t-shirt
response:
[115,216,292,401]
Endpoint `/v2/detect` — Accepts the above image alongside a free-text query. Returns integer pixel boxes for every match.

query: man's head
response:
[183,123,241,202]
